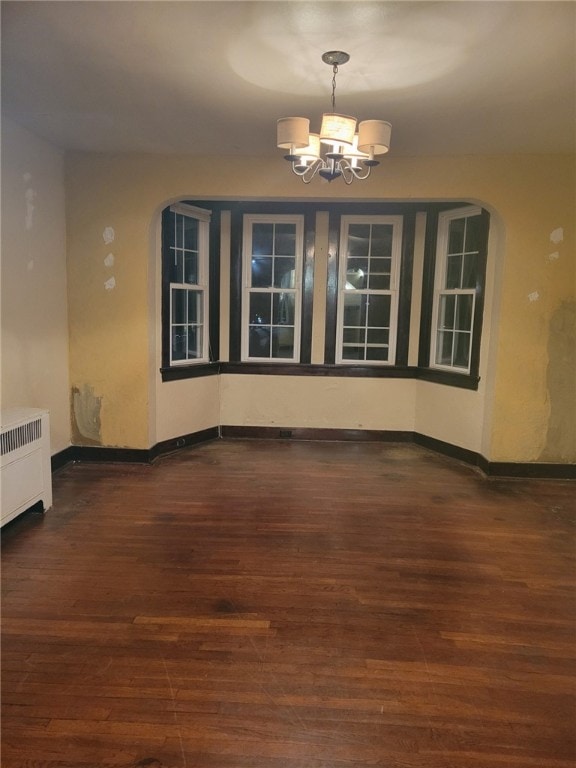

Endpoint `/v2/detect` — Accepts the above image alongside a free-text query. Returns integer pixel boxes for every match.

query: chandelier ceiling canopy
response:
[277,51,391,184]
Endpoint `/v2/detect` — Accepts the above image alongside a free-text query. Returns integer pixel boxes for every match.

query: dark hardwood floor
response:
[2,439,575,768]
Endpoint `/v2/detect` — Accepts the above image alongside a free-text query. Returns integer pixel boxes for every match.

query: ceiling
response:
[1,1,575,157]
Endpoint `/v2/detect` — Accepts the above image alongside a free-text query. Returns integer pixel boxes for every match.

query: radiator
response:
[1,408,52,527]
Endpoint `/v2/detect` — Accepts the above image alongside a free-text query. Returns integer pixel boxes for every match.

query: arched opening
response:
[148,196,505,463]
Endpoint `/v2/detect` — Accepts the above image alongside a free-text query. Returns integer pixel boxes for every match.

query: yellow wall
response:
[65,151,575,462]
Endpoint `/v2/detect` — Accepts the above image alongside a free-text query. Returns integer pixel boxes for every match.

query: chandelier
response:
[277,51,391,184]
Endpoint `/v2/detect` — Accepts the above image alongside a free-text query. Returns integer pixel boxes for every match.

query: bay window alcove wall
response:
[59,151,572,465]
[154,199,497,460]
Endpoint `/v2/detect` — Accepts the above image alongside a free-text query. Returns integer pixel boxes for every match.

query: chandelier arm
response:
[340,162,355,185]
[302,159,323,183]
[338,159,372,182]
[351,165,373,181]
[290,158,322,183]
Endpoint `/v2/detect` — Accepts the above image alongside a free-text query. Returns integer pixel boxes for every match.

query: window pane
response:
[274,257,296,288]
[249,326,271,357]
[175,213,184,248]
[462,253,478,289]
[448,218,465,254]
[366,346,388,362]
[370,224,393,257]
[343,327,365,345]
[184,251,198,284]
[465,214,482,252]
[445,254,462,289]
[252,223,274,255]
[369,274,391,290]
[251,257,272,288]
[453,332,471,368]
[436,330,454,365]
[272,327,294,358]
[367,294,391,328]
[342,346,363,360]
[368,258,391,290]
[184,217,198,251]
[172,288,186,324]
[344,294,367,327]
[273,292,295,325]
[275,223,296,256]
[347,224,370,258]
[346,259,368,289]
[187,291,202,324]
[170,248,183,283]
[439,295,455,329]
[455,294,473,331]
[369,257,391,275]
[172,326,186,360]
[367,328,389,345]
[249,293,271,324]
[187,325,202,359]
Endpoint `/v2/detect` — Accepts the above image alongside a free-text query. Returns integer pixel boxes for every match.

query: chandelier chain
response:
[331,64,338,112]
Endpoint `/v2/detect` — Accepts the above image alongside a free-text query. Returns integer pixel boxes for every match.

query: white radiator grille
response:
[1,408,52,526]
[1,418,42,456]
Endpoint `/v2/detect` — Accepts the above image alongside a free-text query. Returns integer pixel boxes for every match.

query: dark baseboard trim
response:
[221,425,414,443]
[478,459,576,479]
[51,446,77,473]
[52,427,575,480]
[222,426,575,479]
[150,426,220,460]
[51,427,221,470]
[70,446,151,464]
[413,432,483,469]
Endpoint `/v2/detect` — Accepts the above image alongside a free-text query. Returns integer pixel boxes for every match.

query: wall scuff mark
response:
[71,385,102,444]
[540,300,576,462]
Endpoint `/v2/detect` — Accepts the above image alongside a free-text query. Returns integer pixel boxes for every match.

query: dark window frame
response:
[418,205,489,389]
[160,200,488,389]
[160,205,220,382]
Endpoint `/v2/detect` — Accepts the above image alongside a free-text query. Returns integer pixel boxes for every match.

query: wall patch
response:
[540,299,576,462]
[104,276,116,291]
[549,227,564,245]
[103,227,115,244]
[71,384,102,444]
[528,291,540,302]
[24,187,36,231]
[104,253,115,268]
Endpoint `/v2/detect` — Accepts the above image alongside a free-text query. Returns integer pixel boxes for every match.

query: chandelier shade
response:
[358,120,392,155]
[293,133,321,166]
[319,113,356,146]
[277,117,310,150]
[276,51,392,184]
